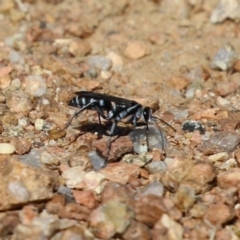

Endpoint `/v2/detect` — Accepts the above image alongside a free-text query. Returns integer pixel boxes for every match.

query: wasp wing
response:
[74,91,137,106]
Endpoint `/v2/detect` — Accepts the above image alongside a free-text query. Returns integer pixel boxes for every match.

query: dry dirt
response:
[1,0,240,239]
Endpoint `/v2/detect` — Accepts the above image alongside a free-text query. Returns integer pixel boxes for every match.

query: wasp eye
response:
[143,107,152,122]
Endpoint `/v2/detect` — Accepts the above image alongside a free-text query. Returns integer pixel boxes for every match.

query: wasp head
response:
[143,107,152,123]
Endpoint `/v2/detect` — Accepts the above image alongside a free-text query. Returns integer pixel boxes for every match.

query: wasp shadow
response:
[71,122,134,138]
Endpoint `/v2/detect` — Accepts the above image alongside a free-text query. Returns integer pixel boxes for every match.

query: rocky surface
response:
[1,0,240,239]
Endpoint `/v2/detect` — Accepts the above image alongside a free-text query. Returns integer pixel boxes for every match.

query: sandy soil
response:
[1,0,240,239]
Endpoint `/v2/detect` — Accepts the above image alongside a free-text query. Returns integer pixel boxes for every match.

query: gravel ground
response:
[1,0,240,239]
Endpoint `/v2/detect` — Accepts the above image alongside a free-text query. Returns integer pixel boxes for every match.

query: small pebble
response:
[135,195,167,227]
[0,143,15,154]
[76,171,106,194]
[235,148,240,164]
[86,55,112,71]
[185,86,196,98]
[59,202,90,221]
[100,70,112,80]
[0,93,6,103]
[106,51,123,72]
[204,203,235,226]
[12,224,43,239]
[6,90,32,113]
[233,59,240,72]
[18,149,42,168]
[211,43,238,71]
[124,41,150,59]
[171,76,189,91]
[32,210,60,237]
[89,200,134,239]
[141,182,164,197]
[45,194,66,214]
[19,205,38,224]
[153,214,183,240]
[0,0,15,13]
[24,75,47,97]
[9,50,24,64]
[211,0,240,23]
[162,161,216,194]
[10,8,25,22]
[42,98,50,105]
[123,221,151,240]
[83,68,98,78]
[200,131,240,154]
[163,157,176,167]
[218,169,240,189]
[62,167,86,188]
[18,118,28,127]
[35,119,45,131]
[173,185,196,212]
[217,96,230,106]
[10,138,31,155]
[171,109,189,121]
[216,81,239,97]
[58,219,77,230]
[57,185,74,202]
[122,152,152,167]
[11,78,21,88]
[68,38,91,57]
[145,161,167,174]
[99,162,140,185]
[72,190,97,209]
[40,151,59,166]
[93,135,133,162]
[48,129,66,140]
[88,151,106,170]
[182,120,205,134]
[218,158,237,170]
[0,73,11,89]
[101,182,130,204]
[208,152,229,162]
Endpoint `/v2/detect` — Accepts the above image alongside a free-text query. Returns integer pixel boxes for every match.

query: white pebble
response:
[208,152,229,162]
[0,143,15,154]
[78,171,106,194]
[87,55,112,71]
[106,51,123,72]
[32,210,60,237]
[40,151,59,165]
[217,96,230,106]
[141,182,164,197]
[35,119,45,131]
[18,118,28,127]
[9,50,25,64]
[164,157,176,166]
[211,43,238,71]
[11,78,22,88]
[100,70,112,79]
[145,161,167,174]
[24,75,47,97]
[218,158,237,170]
[88,151,106,170]
[42,98,50,105]
[185,86,195,98]
[62,167,86,188]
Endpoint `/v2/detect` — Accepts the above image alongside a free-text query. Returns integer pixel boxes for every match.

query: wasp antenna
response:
[152,116,176,132]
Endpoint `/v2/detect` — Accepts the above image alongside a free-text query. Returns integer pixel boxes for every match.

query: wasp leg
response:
[65,101,99,129]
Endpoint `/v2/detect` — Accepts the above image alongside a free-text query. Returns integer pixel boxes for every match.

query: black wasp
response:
[66,91,175,154]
